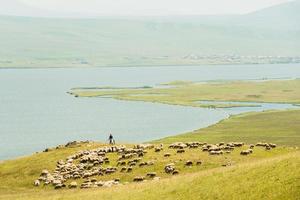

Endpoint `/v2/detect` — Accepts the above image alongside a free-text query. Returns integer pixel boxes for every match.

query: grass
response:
[71,79,300,108]
[1,141,293,193]
[0,151,299,200]
[155,110,300,146]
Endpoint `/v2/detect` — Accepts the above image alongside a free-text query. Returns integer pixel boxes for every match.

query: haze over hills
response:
[0,1,299,68]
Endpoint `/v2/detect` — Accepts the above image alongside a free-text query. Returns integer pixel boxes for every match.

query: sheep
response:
[129,162,137,167]
[218,142,225,146]
[134,144,154,150]
[233,142,244,147]
[105,167,117,174]
[80,182,92,189]
[127,167,133,173]
[133,158,142,163]
[172,170,179,175]
[41,169,49,176]
[209,150,223,155]
[154,147,162,152]
[164,163,175,174]
[120,167,127,172]
[164,153,171,157]
[196,160,203,165]
[223,146,235,151]
[202,147,209,151]
[177,149,185,153]
[90,178,97,183]
[169,142,187,149]
[146,172,157,178]
[240,149,253,155]
[34,180,40,186]
[68,181,77,189]
[185,160,193,166]
[54,183,65,189]
[133,176,144,182]
[139,162,147,167]
[117,161,126,166]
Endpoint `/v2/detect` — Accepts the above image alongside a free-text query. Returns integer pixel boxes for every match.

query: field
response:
[0,109,299,200]
[71,79,300,108]
[156,110,300,146]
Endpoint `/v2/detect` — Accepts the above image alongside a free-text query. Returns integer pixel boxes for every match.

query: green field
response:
[156,110,300,146]
[72,79,300,108]
[0,109,299,200]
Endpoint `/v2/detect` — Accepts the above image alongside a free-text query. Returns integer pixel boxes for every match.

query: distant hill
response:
[239,0,300,30]
[0,1,299,68]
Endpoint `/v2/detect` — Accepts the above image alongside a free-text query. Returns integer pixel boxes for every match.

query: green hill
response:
[0,1,299,68]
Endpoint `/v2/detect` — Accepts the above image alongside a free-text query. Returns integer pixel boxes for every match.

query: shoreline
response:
[0,62,299,70]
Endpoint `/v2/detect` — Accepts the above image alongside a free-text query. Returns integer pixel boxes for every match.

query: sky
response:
[0,0,294,17]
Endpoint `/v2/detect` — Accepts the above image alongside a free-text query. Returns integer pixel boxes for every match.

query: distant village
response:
[183,54,300,64]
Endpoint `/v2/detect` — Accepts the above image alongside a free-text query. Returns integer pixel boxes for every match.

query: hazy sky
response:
[0,0,294,17]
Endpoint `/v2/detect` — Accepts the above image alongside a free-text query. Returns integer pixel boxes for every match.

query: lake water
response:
[0,64,300,160]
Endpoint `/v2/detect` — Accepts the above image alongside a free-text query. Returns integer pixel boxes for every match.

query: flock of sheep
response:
[34,141,276,189]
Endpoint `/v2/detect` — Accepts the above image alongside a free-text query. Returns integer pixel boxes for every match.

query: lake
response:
[0,64,300,160]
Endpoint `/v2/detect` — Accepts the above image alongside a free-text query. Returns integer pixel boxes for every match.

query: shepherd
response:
[108,134,115,145]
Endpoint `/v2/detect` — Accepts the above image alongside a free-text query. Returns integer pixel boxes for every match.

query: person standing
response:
[108,134,115,145]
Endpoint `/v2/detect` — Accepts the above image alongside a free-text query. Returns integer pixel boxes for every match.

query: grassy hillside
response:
[72,79,300,108]
[0,150,298,200]
[156,110,300,146]
[0,1,299,68]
